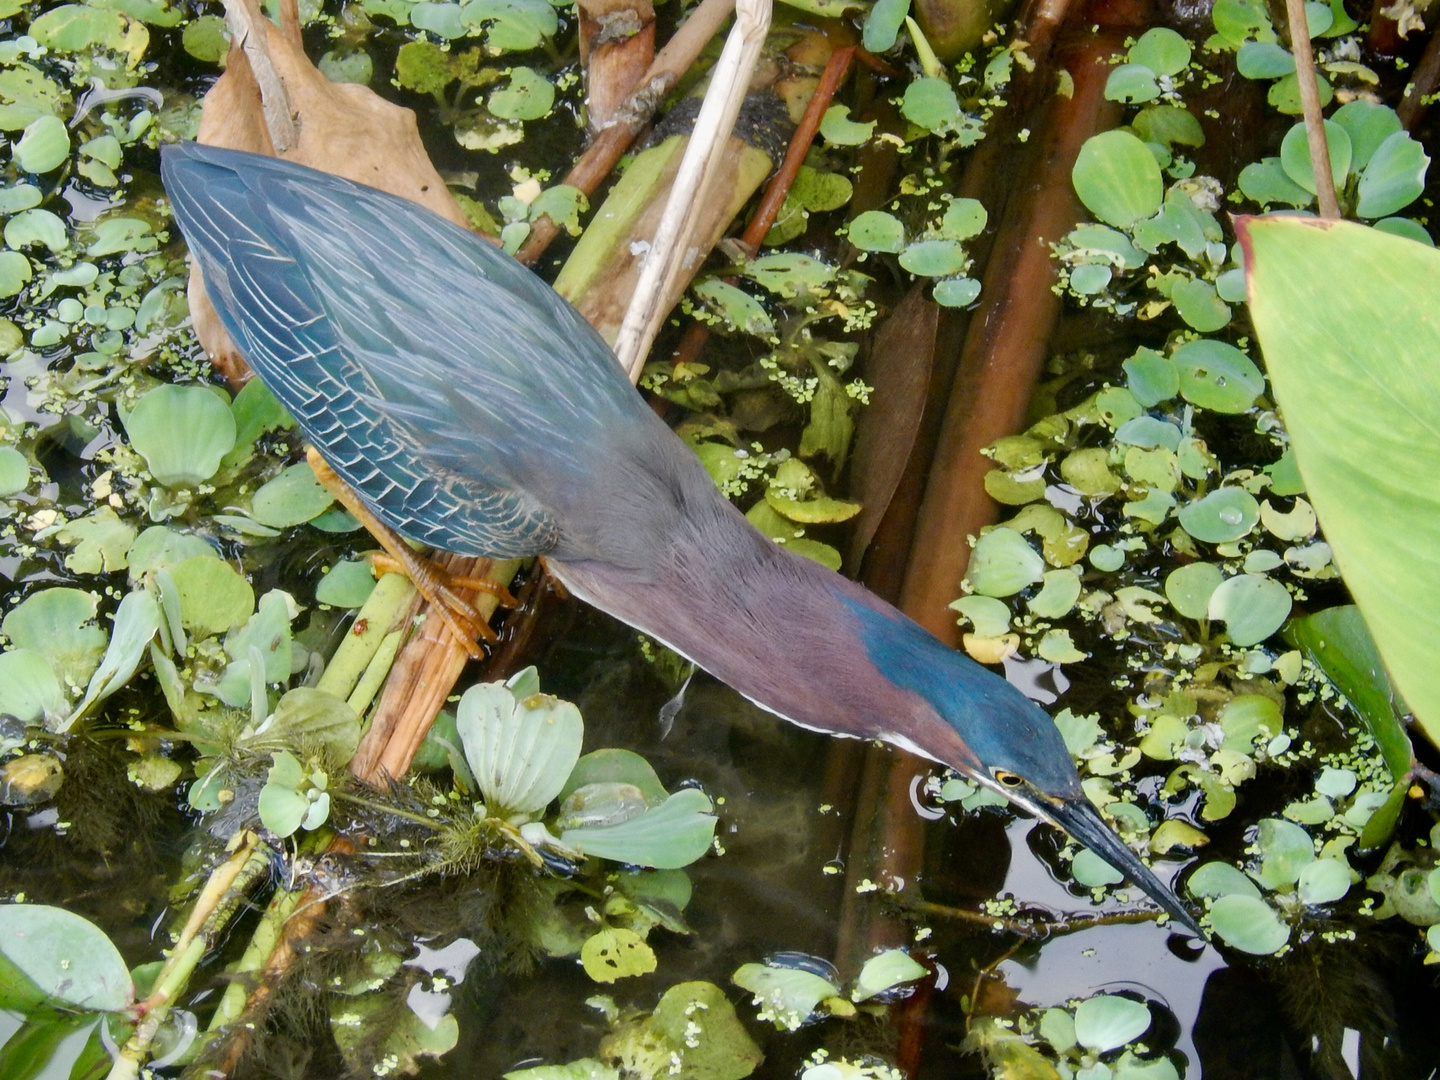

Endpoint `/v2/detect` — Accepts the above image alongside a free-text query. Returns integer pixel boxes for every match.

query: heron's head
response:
[841,596,1202,937]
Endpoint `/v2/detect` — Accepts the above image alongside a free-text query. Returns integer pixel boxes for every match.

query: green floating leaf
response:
[951,594,1012,636]
[1172,278,1230,331]
[1331,99,1401,171]
[1072,848,1125,887]
[0,445,29,495]
[1072,130,1164,228]
[170,554,255,638]
[733,961,839,1030]
[1208,573,1291,646]
[1164,561,1223,620]
[933,277,981,307]
[764,491,860,524]
[319,48,374,84]
[0,904,132,1012]
[317,560,377,608]
[458,681,582,816]
[1178,487,1260,543]
[965,527,1044,597]
[602,981,762,1080]
[1255,816,1314,889]
[581,927,656,983]
[1105,63,1161,104]
[694,279,774,337]
[0,251,33,297]
[14,115,70,174]
[1356,131,1430,219]
[1073,994,1151,1053]
[940,197,986,240]
[560,748,668,807]
[30,4,129,52]
[463,0,560,51]
[1130,27,1191,75]
[251,462,335,528]
[848,210,905,253]
[127,526,217,582]
[1241,217,1440,743]
[901,77,962,133]
[1187,860,1263,901]
[1172,339,1264,413]
[71,590,161,723]
[489,66,554,120]
[3,588,107,690]
[555,782,649,831]
[259,755,314,838]
[0,650,66,728]
[182,14,230,62]
[561,788,717,869]
[1218,694,1281,752]
[125,384,237,487]
[862,0,910,52]
[744,253,835,295]
[898,238,967,277]
[818,105,875,146]
[1268,71,1331,115]
[1208,894,1289,954]
[6,208,69,252]
[1236,40,1294,79]
[1279,120,1350,195]
[1238,157,1313,208]
[1070,263,1112,294]
[852,948,927,1002]
[1371,216,1433,245]
[248,688,362,764]
[1297,858,1351,905]
[1132,105,1204,148]
[1123,347,1179,406]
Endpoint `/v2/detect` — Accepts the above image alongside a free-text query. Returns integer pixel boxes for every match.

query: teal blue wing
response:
[162,145,644,560]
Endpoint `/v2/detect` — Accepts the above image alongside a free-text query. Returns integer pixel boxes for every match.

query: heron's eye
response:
[994,770,1024,788]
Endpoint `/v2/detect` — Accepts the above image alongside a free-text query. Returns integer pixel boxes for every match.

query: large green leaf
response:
[457,682,582,817]
[1240,216,1440,744]
[0,905,131,1012]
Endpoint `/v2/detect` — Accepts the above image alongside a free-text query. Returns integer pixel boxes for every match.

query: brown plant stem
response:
[578,0,656,130]
[835,0,1137,1062]
[1284,0,1340,218]
[1398,25,1440,128]
[669,43,858,369]
[899,13,1130,642]
[515,0,738,266]
[613,0,772,375]
[902,895,1164,936]
[351,555,522,785]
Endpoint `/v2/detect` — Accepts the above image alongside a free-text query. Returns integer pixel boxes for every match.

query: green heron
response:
[162,143,1201,935]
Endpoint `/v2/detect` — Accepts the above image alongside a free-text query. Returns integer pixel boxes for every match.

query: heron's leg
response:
[304,447,493,658]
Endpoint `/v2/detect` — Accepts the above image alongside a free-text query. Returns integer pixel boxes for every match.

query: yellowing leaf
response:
[580,928,657,983]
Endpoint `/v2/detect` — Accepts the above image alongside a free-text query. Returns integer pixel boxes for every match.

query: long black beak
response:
[1047,796,1205,937]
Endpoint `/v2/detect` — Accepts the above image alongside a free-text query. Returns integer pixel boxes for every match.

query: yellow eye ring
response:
[994,770,1024,788]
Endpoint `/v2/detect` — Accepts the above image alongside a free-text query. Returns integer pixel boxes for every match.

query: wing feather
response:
[160,144,655,558]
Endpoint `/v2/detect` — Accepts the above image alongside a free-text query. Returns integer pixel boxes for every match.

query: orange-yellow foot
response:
[305,447,512,660]
[368,553,518,653]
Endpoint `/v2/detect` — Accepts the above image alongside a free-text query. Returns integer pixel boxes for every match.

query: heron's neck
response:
[548,500,977,771]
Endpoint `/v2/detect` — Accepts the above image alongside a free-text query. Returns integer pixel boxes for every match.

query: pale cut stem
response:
[611,0,772,381]
[223,0,297,152]
[1285,0,1340,219]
